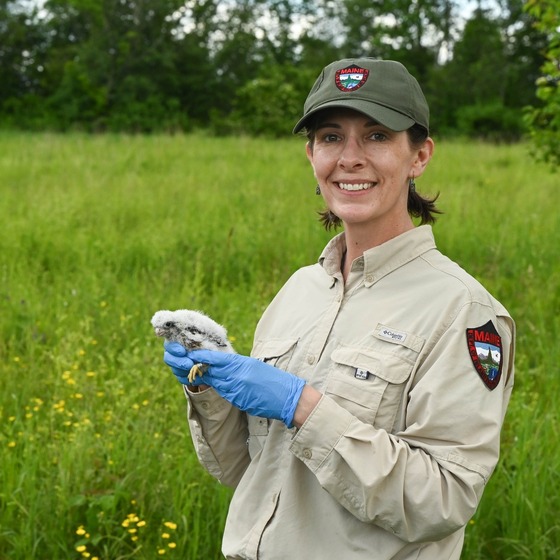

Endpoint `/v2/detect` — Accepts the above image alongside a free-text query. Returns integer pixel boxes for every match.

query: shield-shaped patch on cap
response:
[466,320,503,390]
[335,65,369,92]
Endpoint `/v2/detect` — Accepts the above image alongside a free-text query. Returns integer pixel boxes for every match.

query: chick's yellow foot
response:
[188,363,208,384]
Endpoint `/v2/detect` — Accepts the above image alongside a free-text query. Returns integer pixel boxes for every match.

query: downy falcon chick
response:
[151,309,235,383]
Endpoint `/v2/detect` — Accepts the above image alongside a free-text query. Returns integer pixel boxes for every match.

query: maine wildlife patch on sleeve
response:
[466,320,503,390]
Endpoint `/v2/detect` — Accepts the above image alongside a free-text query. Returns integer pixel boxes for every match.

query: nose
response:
[338,137,365,169]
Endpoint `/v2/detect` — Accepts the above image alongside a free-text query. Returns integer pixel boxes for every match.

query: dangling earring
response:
[408,177,416,193]
[315,184,321,195]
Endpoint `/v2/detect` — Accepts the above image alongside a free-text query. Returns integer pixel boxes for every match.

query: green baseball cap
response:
[293,58,429,134]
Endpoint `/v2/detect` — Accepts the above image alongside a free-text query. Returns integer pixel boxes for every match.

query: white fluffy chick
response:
[151,309,235,383]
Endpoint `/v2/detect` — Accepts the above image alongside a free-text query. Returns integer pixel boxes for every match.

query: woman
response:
[163,58,515,559]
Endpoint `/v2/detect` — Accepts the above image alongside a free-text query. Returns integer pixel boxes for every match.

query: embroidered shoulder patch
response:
[466,320,503,390]
[335,65,369,92]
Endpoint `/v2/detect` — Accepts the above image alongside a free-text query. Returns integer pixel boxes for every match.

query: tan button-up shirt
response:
[185,225,515,559]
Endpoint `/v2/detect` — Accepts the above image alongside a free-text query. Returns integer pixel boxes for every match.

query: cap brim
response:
[292,100,415,134]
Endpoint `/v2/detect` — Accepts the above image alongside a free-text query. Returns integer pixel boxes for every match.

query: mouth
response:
[336,182,376,192]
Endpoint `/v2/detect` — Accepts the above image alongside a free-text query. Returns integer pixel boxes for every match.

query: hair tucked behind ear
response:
[406,124,442,225]
[318,209,342,230]
[407,189,442,225]
[306,121,442,230]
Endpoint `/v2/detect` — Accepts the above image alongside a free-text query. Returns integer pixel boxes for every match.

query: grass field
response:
[0,131,558,559]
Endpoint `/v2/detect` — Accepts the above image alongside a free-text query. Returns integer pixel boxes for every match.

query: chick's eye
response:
[164,321,174,328]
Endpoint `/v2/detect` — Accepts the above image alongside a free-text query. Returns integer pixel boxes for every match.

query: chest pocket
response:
[247,338,299,457]
[327,325,424,431]
[252,337,299,370]
[246,415,269,459]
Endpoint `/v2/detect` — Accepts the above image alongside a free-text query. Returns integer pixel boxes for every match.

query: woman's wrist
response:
[292,385,322,429]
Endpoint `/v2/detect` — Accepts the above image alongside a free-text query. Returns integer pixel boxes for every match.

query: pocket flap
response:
[247,414,269,436]
[331,347,411,384]
[252,338,298,359]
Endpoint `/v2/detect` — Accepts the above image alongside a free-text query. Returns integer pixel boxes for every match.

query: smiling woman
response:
[159,57,516,560]
[304,109,434,259]
[306,120,440,230]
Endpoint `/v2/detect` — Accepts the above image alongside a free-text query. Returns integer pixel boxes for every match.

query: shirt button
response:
[307,355,315,365]
[200,402,210,410]
[366,274,374,283]
[303,448,312,459]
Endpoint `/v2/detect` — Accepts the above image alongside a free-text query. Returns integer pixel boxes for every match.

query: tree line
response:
[0,0,556,144]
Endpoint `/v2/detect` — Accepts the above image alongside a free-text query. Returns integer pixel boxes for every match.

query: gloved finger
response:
[187,349,239,367]
[189,372,211,387]
[164,341,188,356]
[164,351,195,372]
[170,366,191,385]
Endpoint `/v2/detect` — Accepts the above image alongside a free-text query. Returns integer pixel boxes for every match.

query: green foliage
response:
[222,65,316,137]
[0,133,559,558]
[452,9,507,101]
[524,0,560,168]
[0,0,547,136]
[456,103,526,142]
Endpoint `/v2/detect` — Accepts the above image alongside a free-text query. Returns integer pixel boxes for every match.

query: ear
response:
[410,137,434,179]
[306,141,313,163]
[306,142,318,179]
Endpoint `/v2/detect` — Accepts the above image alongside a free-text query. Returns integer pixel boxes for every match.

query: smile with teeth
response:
[337,182,376,191]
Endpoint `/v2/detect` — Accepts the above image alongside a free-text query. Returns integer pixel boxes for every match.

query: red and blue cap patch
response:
[466,320,503,390]
[335,65,369,92]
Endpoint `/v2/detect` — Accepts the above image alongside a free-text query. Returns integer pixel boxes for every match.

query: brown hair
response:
[305,122,442,230]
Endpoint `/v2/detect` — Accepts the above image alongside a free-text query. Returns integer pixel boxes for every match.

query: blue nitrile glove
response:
[163,341,206,386]
[165,349,306,428]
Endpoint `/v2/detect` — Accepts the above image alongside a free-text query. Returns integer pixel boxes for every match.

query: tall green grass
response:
[0,132,558,559]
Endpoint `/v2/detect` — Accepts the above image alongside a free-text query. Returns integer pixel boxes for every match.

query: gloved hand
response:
[164,348,306,428]
[163,341,200,386]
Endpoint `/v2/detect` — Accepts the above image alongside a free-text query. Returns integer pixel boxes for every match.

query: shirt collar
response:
[319,225,437,286]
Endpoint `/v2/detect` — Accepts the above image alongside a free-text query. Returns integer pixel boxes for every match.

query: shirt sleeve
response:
[185,386,251,488]
[289,304,515,543]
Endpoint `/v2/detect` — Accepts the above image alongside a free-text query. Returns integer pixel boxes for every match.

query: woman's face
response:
[306,108,433,239]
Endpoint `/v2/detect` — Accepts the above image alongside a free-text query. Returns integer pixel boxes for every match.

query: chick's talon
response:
[188,363,207,384]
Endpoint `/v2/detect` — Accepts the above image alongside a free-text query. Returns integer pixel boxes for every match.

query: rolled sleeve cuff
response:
[289,395,355,472]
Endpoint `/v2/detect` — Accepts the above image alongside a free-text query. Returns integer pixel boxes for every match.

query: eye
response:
[164,321,174,328]
[315,130,341,144]
[369,131,388,142]
[322,132,341,143]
